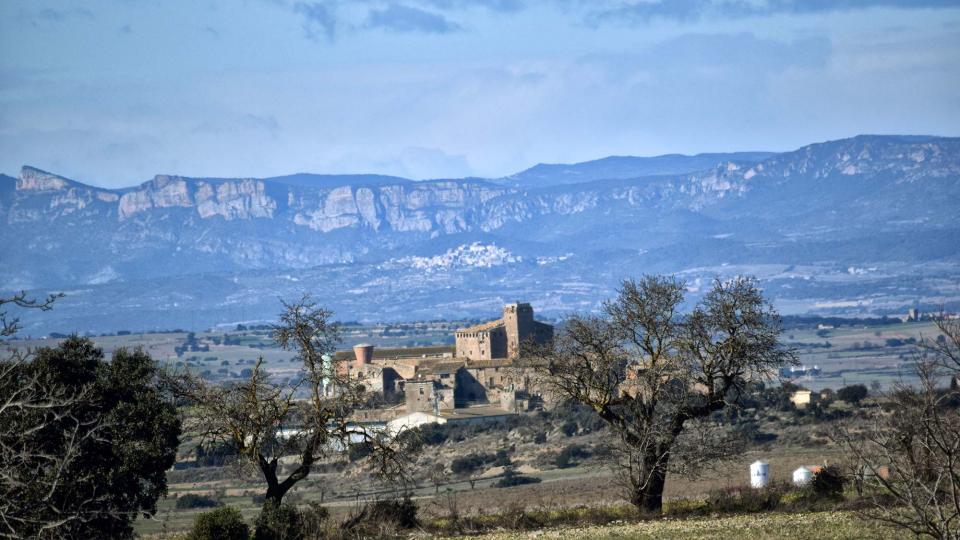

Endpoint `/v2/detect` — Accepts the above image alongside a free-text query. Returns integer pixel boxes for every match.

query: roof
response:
[465,358,514,369]
[437,406,516,420]
[415,361,464,376]
[458,319,505,333]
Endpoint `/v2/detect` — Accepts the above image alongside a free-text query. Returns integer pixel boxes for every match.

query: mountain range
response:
[3,134,959,335]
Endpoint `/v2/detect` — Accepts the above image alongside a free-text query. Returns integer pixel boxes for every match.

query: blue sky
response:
[1,0,958,187]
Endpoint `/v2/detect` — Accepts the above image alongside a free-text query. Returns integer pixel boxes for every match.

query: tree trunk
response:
[264,482,290,507]
[259,455,291,507]
[630,460,668,514]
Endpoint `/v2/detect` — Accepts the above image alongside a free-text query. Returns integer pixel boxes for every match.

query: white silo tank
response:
[793,466,813,486]
[750,460,770,488]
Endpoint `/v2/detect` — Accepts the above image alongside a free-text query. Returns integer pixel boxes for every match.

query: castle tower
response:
[503,302,534,358]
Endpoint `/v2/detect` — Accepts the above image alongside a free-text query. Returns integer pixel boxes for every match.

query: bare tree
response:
[524,275,794,512]
[839,316,960,539]
[168,295,410,508]
[0,291,61,340]
[2,292,179,540]
[0,352,109,539]
[0,291,95,539]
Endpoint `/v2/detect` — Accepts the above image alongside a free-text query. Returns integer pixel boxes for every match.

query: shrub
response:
[532,431,547,444]
[705,483,788,513]
[342,494,419,536]
[348,441,374,462]
[196,441,238,467]
[300,503,330,538]
[254,501,303,540]
[176,494,221,510]
[187,506,249,540]
[494,470,542,488]
[837,384,868,404]
[811,465,845,500]
[493,449,512,467]
[561,420,578,437]
[370,495,419,529]
[555,444,591,468]
[451,453,495,475]
[418,423,449,446]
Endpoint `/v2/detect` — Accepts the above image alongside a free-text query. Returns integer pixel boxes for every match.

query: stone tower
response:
[503,302,534,358]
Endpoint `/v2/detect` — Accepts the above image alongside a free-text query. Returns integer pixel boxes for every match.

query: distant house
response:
[790,389,814,408]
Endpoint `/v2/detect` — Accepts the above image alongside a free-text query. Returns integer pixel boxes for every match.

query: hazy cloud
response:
[23,6,94,27]
[294,1,338,41]
[588,0,960,25]
[366,4,461,34]
[422,0,525,12]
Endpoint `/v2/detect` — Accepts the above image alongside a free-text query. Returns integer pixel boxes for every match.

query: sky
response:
[1,0,958,188]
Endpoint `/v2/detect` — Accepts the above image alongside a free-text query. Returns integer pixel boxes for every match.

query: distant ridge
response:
[502,151,777,188]
[3,134,959,334]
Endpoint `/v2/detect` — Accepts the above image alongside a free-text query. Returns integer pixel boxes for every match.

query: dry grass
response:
[435,510,898,540]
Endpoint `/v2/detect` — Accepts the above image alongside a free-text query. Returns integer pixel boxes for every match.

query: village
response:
[336,302,555,435]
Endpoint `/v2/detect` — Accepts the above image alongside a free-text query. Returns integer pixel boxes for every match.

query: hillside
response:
[2,135,959,334]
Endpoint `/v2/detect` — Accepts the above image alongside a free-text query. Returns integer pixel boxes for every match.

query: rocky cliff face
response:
[2,135,958,302]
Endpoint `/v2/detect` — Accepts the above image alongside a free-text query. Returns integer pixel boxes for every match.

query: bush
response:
[705,483,788,513]
[196,441,238,467]
[187,506,249,540]
[254,501,303,540]
[342,494,419,536]
[176,494,221,510]
[560,420,578,437]
[532,431,547,444]
[451,453,495,475]
[370,495,419,529]
[348,441,374,462]
[555,444,591,468]
[493,449,512,467]
[837,384,868,404]
[418,423,449,446]
[811,465,845,500]
[734,421,778,444]
[300,503,330,538]
[494,469,542,488]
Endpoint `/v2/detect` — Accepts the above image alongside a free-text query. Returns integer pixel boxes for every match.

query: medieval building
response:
[454,302,553,361]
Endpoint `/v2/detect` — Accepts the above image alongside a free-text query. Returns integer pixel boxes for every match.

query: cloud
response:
[294,1,338,41]
[421,0,525,12]
[587,0,960,25]
[288,0,520,41]
[366,4,461,34]
[24,7,94,27]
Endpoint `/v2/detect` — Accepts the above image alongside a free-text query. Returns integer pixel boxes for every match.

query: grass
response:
[436,510,898,539]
